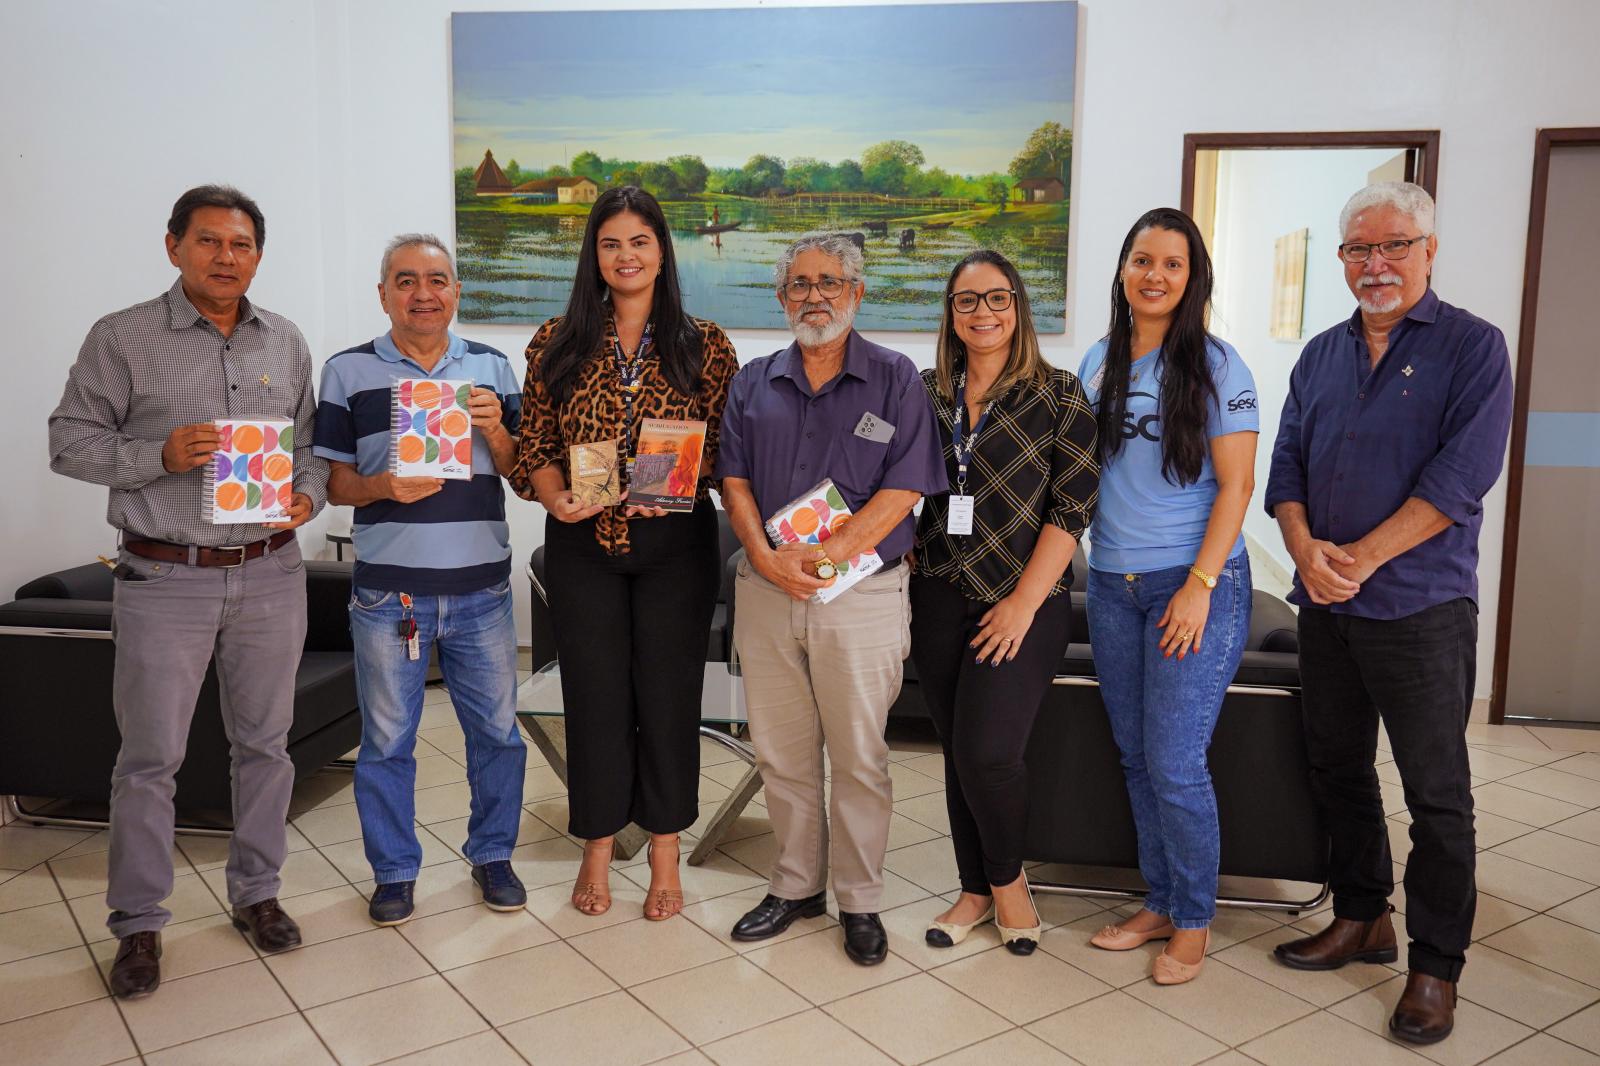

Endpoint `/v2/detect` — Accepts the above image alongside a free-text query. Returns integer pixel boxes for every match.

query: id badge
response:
[947,494,975,536]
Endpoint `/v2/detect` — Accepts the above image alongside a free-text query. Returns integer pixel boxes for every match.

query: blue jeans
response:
[1086,554,1251,928]
[349,579,525,884]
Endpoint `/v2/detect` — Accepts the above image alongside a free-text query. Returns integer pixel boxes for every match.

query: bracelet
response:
[1189,565,1217,589]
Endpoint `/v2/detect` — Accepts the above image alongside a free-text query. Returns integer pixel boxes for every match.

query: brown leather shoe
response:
[231,898,302,954]
[1273,905,1397,970]
[1390,971,1457,1044]
[109,931,162,999]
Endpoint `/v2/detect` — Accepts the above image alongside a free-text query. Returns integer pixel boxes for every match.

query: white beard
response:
[788,300,856,348]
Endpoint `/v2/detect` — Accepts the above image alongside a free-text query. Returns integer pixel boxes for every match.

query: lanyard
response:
[952,372,992,493]
[613,322,654,480]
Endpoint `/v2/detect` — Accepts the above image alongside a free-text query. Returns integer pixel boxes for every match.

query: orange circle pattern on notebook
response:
[214,482,247,511]
[397,435,425,463]
[231,424,263,454]
[411,380,441,409]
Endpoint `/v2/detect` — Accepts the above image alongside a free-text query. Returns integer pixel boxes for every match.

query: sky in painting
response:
[452,2,1076,176]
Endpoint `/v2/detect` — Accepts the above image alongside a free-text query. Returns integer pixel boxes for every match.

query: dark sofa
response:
[0,558,362,821]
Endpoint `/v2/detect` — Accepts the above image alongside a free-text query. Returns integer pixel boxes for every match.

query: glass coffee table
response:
[516,662,763,865]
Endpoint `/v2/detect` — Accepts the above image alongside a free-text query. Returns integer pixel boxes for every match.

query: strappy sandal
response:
[643,835,684,921]
[571,837,614,916]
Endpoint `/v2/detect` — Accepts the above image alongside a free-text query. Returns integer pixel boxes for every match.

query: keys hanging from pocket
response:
[398,593,420,661]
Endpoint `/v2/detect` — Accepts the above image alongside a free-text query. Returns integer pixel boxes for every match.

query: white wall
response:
[7,0,1599,697]
[1209,147,1399,570]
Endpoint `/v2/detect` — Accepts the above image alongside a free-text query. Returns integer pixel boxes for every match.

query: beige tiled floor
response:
[9,687,1600,1064]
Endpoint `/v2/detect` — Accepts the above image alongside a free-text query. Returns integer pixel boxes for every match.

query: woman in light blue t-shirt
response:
[1078,207,1258,985]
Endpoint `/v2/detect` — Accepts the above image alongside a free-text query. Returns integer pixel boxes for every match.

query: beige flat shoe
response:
[1090,918,1176,951]
[1152,930,1210,985]
[925,901,995,947]
[996,872,1043,956]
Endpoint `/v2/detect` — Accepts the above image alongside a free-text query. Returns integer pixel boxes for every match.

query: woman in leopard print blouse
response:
[510,186,737,923]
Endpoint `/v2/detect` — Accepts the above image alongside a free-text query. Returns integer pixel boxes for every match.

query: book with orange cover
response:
[763,479,883,604]
[204,419,295,524]
[390,378,474,480]
[627,418,705,511]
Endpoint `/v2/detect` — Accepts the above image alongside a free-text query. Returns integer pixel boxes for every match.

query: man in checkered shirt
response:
[48,185,328,999]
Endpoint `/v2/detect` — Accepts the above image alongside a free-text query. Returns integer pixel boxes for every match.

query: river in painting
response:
[456,198,1068,334]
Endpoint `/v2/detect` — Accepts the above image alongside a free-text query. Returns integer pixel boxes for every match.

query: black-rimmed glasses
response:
[783,276,849,302]
[1338,235,1430,264]
[950,288,1015,313]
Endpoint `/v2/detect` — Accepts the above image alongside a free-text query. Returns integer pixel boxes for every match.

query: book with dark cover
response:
[627,418,706,512]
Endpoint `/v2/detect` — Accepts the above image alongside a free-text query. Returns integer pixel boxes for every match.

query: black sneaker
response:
[472,861,527,911]
[368,881,415,926]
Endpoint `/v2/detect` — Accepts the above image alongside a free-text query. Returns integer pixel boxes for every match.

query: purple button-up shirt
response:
[716,330,946,561]
[1264,289,1513,620]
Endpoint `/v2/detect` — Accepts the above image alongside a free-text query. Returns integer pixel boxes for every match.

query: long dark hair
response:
[933,250,1050,404]
[536,186,703,403]
[1097,207,1217,486]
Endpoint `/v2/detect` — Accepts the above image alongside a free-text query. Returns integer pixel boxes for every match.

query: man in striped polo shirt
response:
[313,234,527,925]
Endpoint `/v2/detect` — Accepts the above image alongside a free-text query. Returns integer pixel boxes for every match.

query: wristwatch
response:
[815,556,839,581]
[1189,565,1217,589]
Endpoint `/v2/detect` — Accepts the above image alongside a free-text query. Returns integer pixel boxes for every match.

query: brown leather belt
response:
[124,530,296,568]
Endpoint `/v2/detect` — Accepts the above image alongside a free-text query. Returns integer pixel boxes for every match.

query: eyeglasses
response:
[783,276,850,302]
[1338,235,1431,264]
[950,288,1015,313]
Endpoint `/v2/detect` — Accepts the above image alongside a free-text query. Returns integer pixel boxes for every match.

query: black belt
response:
[878,557,902,573]
[124,530,295,568]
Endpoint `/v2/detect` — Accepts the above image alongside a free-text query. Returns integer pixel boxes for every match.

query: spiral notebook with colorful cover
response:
[763,478,883,604]
[390,378,474,480]
[627,418,706,512]
[204,419,294,524]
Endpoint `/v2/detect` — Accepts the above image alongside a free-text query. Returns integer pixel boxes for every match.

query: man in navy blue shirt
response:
[1265,183,1512,1045]
[717,232,945,966]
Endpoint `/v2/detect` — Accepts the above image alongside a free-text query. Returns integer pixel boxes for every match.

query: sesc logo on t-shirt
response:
[1119,392,1162,441]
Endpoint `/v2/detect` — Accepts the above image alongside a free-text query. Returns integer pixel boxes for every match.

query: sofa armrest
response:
[0,598,114,632]
[304,561,354,652]
[15,562,116,602]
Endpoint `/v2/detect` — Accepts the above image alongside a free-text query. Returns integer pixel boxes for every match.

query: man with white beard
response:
[715,232,945,965]
[1265,182,1512,1045]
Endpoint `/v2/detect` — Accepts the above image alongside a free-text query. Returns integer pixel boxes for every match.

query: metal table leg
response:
[688,727,763,866]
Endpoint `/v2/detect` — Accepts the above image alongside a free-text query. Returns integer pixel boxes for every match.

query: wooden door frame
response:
[1490,127,1600,723]
[1180,130,1441,217]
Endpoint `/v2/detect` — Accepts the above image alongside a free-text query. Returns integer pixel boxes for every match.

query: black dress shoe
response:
[841,911,887,966]
[731,891,827,942]
[109,931,162,999]
[231,898,302,954]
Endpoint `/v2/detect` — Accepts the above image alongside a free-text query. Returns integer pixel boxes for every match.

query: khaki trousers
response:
[733,559,911,912]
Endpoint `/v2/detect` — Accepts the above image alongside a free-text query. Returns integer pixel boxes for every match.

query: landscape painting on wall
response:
[450,3,1078,332]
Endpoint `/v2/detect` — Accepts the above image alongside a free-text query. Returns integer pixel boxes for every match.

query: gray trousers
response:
[107,539,307,938]
[732,560,911,912]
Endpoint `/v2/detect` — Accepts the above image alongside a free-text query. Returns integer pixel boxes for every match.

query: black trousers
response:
[543,500,721,839]
[1297,599,1478,982]
[910,572,1074,895]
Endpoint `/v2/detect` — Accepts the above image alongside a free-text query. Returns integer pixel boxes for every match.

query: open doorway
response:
[1179,131,1440,594]
[1493,128,1600,725]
